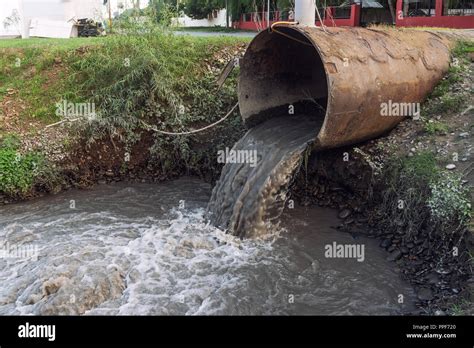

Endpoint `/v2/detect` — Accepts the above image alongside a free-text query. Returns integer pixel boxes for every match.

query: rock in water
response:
[338,209,352,219]
[380,238,392,249]
[387,249,402,262]
[417,287,434,301]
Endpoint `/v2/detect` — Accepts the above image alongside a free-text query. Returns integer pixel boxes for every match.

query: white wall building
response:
[0,0,149,38]
[176,9,228,28]
[0,0,22,37]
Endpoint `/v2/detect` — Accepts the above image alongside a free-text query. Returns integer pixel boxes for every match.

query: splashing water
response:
[0,179,415,315]
[208,115,323,237]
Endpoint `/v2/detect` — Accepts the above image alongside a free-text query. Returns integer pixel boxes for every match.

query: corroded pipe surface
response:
[239,27,470,149]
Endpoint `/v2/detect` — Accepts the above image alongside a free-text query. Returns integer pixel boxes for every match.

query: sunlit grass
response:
[0,36,106,49]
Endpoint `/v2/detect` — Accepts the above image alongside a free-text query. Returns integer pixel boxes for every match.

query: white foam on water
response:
[106,209,278,315]
[0,207,280,315]
[0,181,416,315]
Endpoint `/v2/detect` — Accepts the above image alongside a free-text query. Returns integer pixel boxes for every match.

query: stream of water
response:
[0,178,415,315]
[208,115,322,237]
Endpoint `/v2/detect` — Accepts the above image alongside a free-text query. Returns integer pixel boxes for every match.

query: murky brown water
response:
[0,178,415,315]
[208,115,323,237]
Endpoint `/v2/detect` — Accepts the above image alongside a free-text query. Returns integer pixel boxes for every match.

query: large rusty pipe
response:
[238,27,464,150]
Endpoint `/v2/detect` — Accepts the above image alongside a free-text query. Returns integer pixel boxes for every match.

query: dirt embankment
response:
[0,39,247,204]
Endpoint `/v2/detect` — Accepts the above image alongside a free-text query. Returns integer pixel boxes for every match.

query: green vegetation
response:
[173,26,254,33]
[72,30,245,176]
[450,303,465,316]
[0,38,105,124]
[400,151,439,182]
[452,40,474,59]
[0,24,248,198]
[0,37,104,49]
[375,152,435,234]
[430,66,462,99]
[450,298,473,316]
[228,0,346,21]
[376,151,471,235]
[184,0,226,19]
[437,94,466,113]
[421,41,472,129]
[0,134,57,197]
[424,120,449,135]
[428,172,471,225]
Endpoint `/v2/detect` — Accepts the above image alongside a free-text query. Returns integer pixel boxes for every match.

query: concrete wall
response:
[64,0,105,21]
[22,0,72,21]
[0,0,21,37]
[176,9,228,27]
[0,0,104,37]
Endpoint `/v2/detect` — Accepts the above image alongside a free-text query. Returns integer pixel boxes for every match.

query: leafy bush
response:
[376,152,440,235]
[0,134,59,197]
[428,172,471,225]
[452,40,474,58]
[376,151,471,234]
[424,120,448,135]
[184,0,225,20]
[0,140,44,195]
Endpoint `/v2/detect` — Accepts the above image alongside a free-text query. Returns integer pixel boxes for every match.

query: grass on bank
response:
[0,37,107,124]
[0,31,248,197]
[70,32,247,175]
[376,152,465,234]
[0,33,247,127]
[381,41,473,231]
[421,40,473,134]
[173,26,254,33]
[0,37,105,49]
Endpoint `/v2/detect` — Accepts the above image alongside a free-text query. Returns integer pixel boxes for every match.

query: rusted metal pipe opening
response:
[239,27,456,150]
[239,27,328,129]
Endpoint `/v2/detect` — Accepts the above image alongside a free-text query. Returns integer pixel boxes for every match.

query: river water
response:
[0,178,415,315]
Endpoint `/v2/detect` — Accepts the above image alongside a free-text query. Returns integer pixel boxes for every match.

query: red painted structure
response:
[396,0,474,29]
[233,4,361,30]
[320,4,361,27]
[233,1,472,30]
[234,13,270,31]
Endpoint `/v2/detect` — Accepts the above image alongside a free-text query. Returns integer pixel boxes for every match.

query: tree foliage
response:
[147,0,180,23]
[184,0,226,19]
[3,9,21,31]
